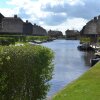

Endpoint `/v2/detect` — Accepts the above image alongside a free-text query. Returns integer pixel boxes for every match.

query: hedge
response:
[0,36,50,45]
[0,45,54,100]
[26,36,49,42]
[0,37,15,46]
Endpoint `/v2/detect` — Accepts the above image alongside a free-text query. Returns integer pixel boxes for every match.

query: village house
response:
[65,29,80,40]
[48,30,63,38]
[0,15,23,35]
[80,15,100,43]
[32,24,47,36]
[0,13,47,36]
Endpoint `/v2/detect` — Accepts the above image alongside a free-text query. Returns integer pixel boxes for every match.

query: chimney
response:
[14,15,17,18]
[98,15,100,20]
[26,20,28,23]
[94,17,97,22]
[34,23,36,26]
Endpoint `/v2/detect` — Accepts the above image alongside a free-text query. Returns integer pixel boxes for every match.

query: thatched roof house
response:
[0,13,47,36]
[48,30,63,38]
[1,15,23,34]
[81,16,100,36]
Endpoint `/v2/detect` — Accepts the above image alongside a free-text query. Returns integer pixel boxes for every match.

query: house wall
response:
[1,17,23,34]
[48,30,63,38]
[0,23,2,30]
[80,16,100,36]
[0,13,47,36]
[32,24,47,36]
[0,13,4,23]
[0,13,4,30]
[83,20,97,35]
[96,16,100,34]
[23,21,33,35]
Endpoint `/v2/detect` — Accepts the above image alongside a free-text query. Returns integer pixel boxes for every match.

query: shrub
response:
[0,36,49,44]
[0,35,27,44]
[0,37,15,46]
[80,37,90,43]
[0,45,54,100]
[26,36,49,42]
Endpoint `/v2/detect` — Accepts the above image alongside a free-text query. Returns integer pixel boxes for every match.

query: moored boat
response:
[77,43,94,51]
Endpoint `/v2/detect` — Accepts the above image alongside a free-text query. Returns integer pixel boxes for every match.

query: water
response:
[42,39,94,97]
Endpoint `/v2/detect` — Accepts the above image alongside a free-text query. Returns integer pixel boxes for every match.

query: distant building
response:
[32,24,47,36]
[0,13,47,36]
[48,30,63,38]
[65,30,80,40]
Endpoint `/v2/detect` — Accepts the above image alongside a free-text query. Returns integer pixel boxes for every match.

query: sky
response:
[0,0,100,34]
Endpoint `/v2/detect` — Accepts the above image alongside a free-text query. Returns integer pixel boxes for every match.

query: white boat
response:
[90,44,100,49]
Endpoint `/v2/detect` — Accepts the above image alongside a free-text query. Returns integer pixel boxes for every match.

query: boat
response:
[77,43,95,51]
[90,51,100,67]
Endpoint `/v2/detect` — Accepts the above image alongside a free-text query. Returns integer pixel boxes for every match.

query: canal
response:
[42,40,94,97]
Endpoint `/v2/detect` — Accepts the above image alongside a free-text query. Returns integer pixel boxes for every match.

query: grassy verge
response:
[52,62,100,100]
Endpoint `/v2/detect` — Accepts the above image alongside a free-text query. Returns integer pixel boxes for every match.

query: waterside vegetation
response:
[0,35,51,46]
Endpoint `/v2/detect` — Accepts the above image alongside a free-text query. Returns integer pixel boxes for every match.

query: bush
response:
[80,37,90,43]
[0,35,49,44]
[26,36,49,42]
[0,45,54,100]
[0,37,15,46]
[0,35,27,43]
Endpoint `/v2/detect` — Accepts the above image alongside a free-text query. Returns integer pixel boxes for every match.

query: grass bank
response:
[52,62,100,100]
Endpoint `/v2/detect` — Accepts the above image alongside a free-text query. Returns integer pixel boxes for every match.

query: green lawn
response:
[52,62,100,100]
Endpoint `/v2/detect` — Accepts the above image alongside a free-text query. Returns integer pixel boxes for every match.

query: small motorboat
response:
[77,43,95,51]
[90,51,100,67]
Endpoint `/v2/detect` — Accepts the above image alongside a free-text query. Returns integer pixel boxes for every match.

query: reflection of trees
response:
[82,51,95,66]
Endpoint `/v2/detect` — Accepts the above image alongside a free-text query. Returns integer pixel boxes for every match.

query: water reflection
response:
[82,51,95,66]
[42,40,94,96]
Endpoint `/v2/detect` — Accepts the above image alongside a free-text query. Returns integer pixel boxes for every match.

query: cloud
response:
[18,8,30,19]
[66,18,88,30]
[0,8,18,17]
[67,0,100,19]
[44,18,88,34]
[41,12,67,26]
[41,0,100,19]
